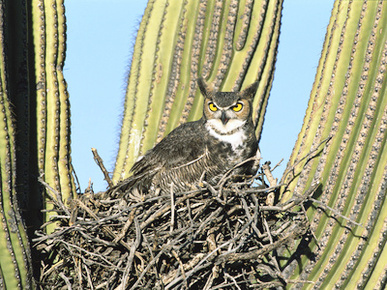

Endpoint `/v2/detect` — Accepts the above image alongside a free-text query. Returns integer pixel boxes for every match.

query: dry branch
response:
[35,162,315,289]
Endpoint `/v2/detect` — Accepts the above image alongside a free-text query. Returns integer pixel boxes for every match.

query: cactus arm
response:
[121,0,166,166]
[31,0,76,231]
[0,1,36,288]
[281,0,341,195]
[163,0,202,132]
[0,81,22,290]
[32,0,47,182]
[56,0,76,203]
[43,0,61,200]
[140,1,189,155]
[0,0,74,285]
[281,0,366,200]
[251,0,281,139]
[31,0,54,233]
[113,0,166,182]
[0,4,33,287]
[34,0,60,233]
[112,1,153,183]
[281,0,387,287]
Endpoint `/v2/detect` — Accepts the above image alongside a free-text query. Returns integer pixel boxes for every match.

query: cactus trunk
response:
[0,1,34,288]
[0,0,76,286]
[112,0,283,183]
[31,0,76,232]
[280,0,387,288]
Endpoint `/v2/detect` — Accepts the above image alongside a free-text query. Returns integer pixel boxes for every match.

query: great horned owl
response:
[119,78,260,194]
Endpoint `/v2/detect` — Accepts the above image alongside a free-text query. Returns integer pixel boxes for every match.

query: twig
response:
[84,264,94,290]
[38,177,70,216]
[281,136,332,185]
[215,221,308,265]
[73,199,132,251]
[271,158,284,172]
[140,190,202,230]
[171,250,187,288]
[92,147,114,188]
[120,218,141,289]
[309,197,362,227]
[129,248,168,290]
[59,273,72,290]
[170,183,175,234]
[113,209,138,243]
[224,273,242,290]
[262,162,278,188]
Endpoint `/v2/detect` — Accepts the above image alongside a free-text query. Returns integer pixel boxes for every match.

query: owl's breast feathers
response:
[121,118,258,194]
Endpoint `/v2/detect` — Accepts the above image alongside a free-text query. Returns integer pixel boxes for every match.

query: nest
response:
[34,161,315,289]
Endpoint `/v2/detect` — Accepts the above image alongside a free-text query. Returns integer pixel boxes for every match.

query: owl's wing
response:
[124,120,209,190]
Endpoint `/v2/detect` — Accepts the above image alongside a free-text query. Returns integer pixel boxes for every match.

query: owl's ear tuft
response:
[241,80,259,99]
[198,77,214,99]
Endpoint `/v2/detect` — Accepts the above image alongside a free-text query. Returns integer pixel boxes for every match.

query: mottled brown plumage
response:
[119,78,260,194]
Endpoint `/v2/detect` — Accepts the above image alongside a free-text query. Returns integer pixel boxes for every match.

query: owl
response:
[118,78,260,194]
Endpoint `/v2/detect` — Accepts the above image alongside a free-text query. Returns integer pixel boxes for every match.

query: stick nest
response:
[35,162,313,289]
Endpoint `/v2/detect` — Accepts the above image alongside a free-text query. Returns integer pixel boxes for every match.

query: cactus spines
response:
[31,0,76,232]
[280,0,387,287]
[0,2,33,287]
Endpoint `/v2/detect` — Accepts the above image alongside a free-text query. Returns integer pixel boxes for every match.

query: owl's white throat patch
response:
[206,119,247,151]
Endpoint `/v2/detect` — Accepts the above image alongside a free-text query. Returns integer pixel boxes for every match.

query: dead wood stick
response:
[119,218,141,289]
[262,163,277,188]
[38,177,71,216]
[113,209,138,243]
[140,190,202,230]
[241,198,263,238]
[309,197,362,226]
[59,273,72,290]
[281,136,331,184]
[130,247,170,290]
[162,253,206,285]
[171,250,188,288]
[215,221,308,265]
[261,163,278,206]
[92,147,114,188]
[73,199,132,251]
[170,184,175,234]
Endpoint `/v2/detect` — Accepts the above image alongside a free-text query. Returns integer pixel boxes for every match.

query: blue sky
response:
[64,0,334,192]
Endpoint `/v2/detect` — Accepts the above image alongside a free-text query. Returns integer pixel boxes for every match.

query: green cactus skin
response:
[280,1,387,288]
[0,0,76,286]
[0,97,32,289]
[113,0,283,183]
[0,1,34,287]
[31,0,76,233]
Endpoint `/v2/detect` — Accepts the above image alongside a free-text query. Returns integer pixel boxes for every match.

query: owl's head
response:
[198,78,258,131]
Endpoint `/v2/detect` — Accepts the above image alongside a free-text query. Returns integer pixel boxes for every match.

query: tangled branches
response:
[34,162,316,289]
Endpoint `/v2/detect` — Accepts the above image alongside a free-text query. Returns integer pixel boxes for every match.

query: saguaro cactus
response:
[2,0,387,288]
[0,0,76,287]
[112,0,283,183]
[31,0,77,228]
[0,1,34,288]
[280,0,387,288]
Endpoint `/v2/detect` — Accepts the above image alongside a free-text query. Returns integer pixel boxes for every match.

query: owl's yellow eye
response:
[209,102,218,112]
[232,102,243,112]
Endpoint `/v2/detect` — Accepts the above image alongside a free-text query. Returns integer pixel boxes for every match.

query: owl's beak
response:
[221,111,229,125]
